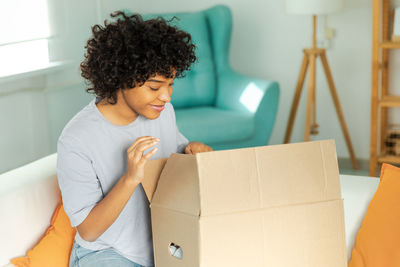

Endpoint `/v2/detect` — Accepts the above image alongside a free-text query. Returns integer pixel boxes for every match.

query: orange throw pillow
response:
[11,204,76,267]
[348,163,400,267]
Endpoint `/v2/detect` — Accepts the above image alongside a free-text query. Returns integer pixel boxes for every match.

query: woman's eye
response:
[149,87,159,91]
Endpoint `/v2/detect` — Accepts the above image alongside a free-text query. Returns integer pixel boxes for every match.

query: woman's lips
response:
[150,105,165,112]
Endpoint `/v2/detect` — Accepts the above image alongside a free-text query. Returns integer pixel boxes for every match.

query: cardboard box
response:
[142,140,347,267]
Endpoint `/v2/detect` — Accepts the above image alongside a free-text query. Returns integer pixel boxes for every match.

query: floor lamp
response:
[284,0,359,170]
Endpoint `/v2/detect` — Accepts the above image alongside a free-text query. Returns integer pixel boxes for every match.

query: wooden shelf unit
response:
[379,96,400,107]
[378,155,400,164]
[370,0,400,176]
[381,41,400,48]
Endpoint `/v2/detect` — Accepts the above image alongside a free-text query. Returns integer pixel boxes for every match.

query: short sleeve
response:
[176,127,189,153]
[56,135,103,227]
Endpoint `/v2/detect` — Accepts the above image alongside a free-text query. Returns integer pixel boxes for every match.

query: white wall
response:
[0,0,98,173]
[0,0,391,173]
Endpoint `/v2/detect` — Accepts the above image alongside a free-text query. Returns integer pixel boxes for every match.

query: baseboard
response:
[338,157,369,171]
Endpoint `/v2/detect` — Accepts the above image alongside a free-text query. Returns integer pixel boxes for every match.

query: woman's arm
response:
[76,173,137,242]
[77,136,159,242]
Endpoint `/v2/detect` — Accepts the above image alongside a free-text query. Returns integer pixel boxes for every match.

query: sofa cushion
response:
[144,11,217,109]
[348,164,400,267]
[10,203,76,267]
[339,174,379,261]
[175,107,255,144]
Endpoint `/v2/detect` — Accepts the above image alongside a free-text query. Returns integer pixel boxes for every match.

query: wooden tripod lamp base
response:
[283,15,359,170]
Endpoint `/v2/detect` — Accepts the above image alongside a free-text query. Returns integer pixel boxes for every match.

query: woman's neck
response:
[96,92,139,126]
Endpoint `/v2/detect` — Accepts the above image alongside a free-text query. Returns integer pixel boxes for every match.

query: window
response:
[0,0,51,78]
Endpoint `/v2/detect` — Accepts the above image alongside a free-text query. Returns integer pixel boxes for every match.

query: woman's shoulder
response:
[58,101,100,147]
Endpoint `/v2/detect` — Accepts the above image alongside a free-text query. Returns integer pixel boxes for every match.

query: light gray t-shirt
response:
[56,97,189,267]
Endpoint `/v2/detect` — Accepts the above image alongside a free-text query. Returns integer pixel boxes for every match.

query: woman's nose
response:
[159,87,171,102]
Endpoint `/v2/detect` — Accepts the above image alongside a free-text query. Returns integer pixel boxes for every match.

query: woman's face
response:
[121,73,174,120]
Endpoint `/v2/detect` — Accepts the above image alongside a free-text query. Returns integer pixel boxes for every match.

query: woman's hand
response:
[125,136,159,185]
[184,141,213,155]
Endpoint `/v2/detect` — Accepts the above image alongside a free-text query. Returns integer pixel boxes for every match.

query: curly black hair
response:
[80,11,197,104]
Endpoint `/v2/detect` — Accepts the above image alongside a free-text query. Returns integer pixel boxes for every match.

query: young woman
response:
[57,11,213,267]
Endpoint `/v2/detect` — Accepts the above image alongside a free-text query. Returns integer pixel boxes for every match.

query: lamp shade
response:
[286,0,344,15]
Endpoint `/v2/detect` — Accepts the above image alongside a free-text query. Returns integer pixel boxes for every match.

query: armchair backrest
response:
[143,5,232,109]
[204,5,233,74]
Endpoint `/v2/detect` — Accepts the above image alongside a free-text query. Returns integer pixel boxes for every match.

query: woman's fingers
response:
[131,139,159,162]
[185,144,192,154]
[125,137,160,184]
[135,139,159,153]
[185,143,213,155]
[128,139,153,158]
[127,136,154,153]
[141,147,158,162]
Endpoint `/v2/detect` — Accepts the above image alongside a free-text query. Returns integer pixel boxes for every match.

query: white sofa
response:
[0,153,380,266]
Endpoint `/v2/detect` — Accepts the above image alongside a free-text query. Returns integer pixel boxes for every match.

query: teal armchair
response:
[144,5,280,150]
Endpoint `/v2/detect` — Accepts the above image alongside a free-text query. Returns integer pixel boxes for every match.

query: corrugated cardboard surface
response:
[196,140,341,216]
[142,158,167,202]
[151,205,200,267]
[145,140,347,267]
[200,200,346,267]
[150,153,200,216]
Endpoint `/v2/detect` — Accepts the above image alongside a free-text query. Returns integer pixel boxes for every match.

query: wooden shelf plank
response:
[378,155,400,164]
[379,96,400,107]
[381,42,400,49]
[378,156,400,164]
